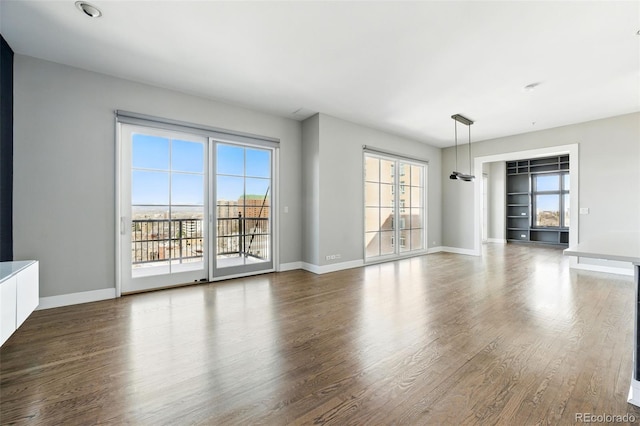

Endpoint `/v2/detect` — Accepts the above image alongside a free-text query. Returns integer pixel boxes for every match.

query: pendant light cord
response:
[468,125,472,175]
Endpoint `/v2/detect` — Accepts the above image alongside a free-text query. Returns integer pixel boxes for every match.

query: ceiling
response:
[1,1,639,148]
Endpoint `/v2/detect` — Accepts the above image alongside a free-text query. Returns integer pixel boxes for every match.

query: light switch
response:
[579,207,589,215]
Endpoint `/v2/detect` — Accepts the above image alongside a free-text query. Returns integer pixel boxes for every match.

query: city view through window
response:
[131,136,271,275]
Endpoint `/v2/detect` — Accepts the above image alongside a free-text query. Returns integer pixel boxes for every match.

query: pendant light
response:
[449,114,475,182]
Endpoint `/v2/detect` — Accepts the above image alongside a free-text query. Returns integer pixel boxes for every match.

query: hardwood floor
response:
[2,244,640,425]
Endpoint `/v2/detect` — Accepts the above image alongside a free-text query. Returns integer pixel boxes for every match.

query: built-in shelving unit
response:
[506,155,569,246]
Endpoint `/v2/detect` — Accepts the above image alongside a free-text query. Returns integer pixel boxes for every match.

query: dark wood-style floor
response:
[2,244,639,425]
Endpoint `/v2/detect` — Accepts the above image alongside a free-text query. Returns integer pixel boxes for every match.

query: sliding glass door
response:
[212,141,274,278]
[118,118,278,292]
[364,153,426,261]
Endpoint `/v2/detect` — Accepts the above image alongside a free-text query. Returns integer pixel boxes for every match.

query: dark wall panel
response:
[0,34,14,261]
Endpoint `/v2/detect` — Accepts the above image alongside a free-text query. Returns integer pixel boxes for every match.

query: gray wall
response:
[13,55,302,297]
[442,113,640,249]
[304,113,442,266]
[301,114,320,265]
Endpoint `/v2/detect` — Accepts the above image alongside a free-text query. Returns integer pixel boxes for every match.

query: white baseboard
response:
[571,263,634,277]
[279,261,303,272]
[427,246,444,254]
[439,246,479,256]
[487,238,507,244]
[301,259,365,275]
[38,288,116,310]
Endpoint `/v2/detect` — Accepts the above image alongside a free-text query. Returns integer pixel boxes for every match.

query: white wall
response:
[13,55,302,298]
[305,113,442,267]
[488,161,505,241]
[442,113,640,252]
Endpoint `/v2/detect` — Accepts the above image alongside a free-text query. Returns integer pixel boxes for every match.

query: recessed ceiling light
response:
[75,1,102,18]
[523,82,541,92]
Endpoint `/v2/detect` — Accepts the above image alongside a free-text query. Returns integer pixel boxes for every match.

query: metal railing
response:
[131,215,269,264]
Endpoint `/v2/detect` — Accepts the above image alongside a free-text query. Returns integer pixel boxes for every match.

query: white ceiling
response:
[1,1,639,147]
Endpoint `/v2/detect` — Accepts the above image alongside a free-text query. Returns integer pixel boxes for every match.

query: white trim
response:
[37,288,116,310]
[440,246,479,256]
[628,378,640,407]
[301,259,365,275]
[487,238,507,244]
[572,263,634,277]
[279,261,303,272]
[210,269,275,282]
[427,246,444,254]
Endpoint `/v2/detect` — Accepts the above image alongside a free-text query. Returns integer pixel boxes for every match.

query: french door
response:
[364,152,427,261]
[118,122,275,293]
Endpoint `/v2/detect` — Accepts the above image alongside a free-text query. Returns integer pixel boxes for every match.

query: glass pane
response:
[365,156,380,182]
[535,194,560,227]
[244,178,270,204]
[534,174,559,191]
[365,232,380,257]
[380,231,394,255]
[217,175,244,203]
[399,215,408,230]
[564,194,570,227]
[410,165,423,187]
[380,184,394,207]
[380,160,394,184]
[132,134,169,170]
[398,163,408,179]
[409,186,422,208]
[399,230,410,253]
[410,208,423,229]
[131,208,171,275]
[563,174,570,190]
[171,207,205,263]
[171,140,204,173]
[246,149,270,178]
[365,208,379,232]
[217,144,244,176]
[132,170,169,205]
[410,229,424,250]
[380,208,394,230]
[172,174,204,205]
[365,182,379,207]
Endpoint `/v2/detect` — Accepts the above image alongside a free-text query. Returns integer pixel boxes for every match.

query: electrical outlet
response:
[325,254,341,261]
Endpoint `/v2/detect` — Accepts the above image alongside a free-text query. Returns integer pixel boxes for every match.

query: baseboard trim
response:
[279,261,303,272]
[37,288,116,310]
[427,246,444,254]
[487,238,507,244]
[301,259,365,275]
[439,246,478,256]
[571,263,634,277]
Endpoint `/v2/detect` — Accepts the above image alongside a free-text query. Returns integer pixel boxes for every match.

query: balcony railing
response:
[131,216,269,265]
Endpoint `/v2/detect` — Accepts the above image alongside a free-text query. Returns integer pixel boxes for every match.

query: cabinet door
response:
[16,263,39,328]
[1,276,17,345]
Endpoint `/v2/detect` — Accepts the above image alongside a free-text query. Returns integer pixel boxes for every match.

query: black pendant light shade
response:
[450,114,475,182]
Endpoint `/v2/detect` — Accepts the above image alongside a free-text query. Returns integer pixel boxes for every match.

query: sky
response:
[131,134,270,206]
[534,174,569,213]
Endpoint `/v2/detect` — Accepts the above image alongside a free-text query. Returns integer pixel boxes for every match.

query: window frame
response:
[531,171,570,229]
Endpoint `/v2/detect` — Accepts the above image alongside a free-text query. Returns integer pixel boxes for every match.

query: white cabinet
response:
[0,261,39,346]
[0,275,17,345]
